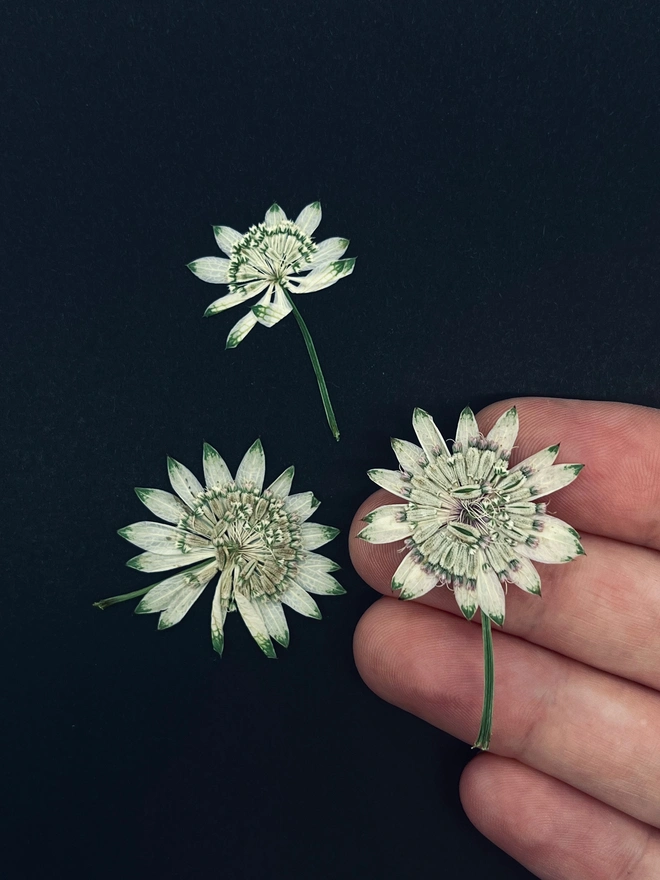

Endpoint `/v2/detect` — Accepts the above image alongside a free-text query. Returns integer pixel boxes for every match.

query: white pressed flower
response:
[95,440,343,658]
[188,202,356,441]
[359,406,584,749]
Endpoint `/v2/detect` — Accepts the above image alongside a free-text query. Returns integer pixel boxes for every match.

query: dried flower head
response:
[95,440,343,657]
[360,406,584,748]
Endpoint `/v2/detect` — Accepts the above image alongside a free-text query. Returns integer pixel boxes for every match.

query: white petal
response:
[258,599,290,646]
[252,285,292,327]
[486,407,519,457]
[509,557,542,595]
[391,437,427,472]
[187,256,231,283]
[264,203,287,227]
[266,465,295,498]
[204,283,268,317]
[476,564,506,625]
[294,201,322,236]
[453,581,478,619]
[202,442,233,489]
[520,515,585,564]
[283,491,319,523]
[235,439,265,491]
[528,464,584,499]
[455,407,479,450]
[213,225,242,256]
[307,236,349,267]
[167,457,204,509]
[367,468,410,500]
[299,551,341,573]
[510,444,560,475]
[300,523,340,550]
[358,503,412,543]
[295,564,345,595]
[234,592,276,657]
[134,561,216,615]
[412,408,451,459]
[289,258,356,294]
[134,487,190,523]
[118,521,210,555]
[225,309,258,349]
[126,548,215,572]
[210,578,229,656]
[392,552,438,599]
[279,582,321,618]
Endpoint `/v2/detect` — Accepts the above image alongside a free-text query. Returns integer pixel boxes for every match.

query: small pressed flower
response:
[188,202,355,440]
[95,441,344,657]
[359,406,584,749]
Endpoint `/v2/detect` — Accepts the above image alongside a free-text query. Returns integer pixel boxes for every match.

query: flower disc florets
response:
[360,406,584,626]
[227,221,318,292]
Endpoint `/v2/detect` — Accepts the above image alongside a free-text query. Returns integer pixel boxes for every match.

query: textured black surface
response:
[3,2,660,878]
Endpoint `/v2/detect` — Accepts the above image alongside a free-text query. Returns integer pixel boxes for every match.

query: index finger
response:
[475,397,660,551]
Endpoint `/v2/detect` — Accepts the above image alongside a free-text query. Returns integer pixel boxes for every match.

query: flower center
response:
[228,221,317,290]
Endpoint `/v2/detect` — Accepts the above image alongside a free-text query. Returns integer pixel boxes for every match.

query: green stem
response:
[282,288,340,441]
[473,611,494,751]
[93,586,153,610]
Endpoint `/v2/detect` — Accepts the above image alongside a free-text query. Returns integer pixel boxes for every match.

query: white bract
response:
[188,201,355,349]
[360,406,584,625]
[109,441,343,657]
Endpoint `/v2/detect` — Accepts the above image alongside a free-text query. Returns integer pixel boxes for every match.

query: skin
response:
[350,398,660,880]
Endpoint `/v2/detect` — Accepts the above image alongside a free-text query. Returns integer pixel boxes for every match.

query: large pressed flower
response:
[359,406,584,748]
[95,440,344,658]
[188,202,356,440]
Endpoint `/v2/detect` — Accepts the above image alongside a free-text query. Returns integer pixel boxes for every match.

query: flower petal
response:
[509,557,542,595]
[252,285,292,327]
[453,581,478,620]
[391,437,427,473]
[299,551,341,573]
[307,236,349,267]
[358,503,412,543]
[210,578,229,656]
[455,407,479,450]
[202,442,233,489]
[279,582,322,618]
[213,226,242,256]
[527,464,584,499]
[126,548,215,572]
[258,599,290,647]
[412,408,451,460]
[300,523,340,550]
[392,552,438,599]
[167,457,204,509]
[234,592,276,657]
[266,465,295,498]
[476,564,506,625]
[283,491,319,523]
[225,309,258,349]
[134,487,190,523]
[118,521,210,555]
[294,201,322,236]
[265,203,287,227]
[235,438,265,491]
[295,564,345,595]
[204,282,268,317]
[521,515,585,564]
[289,258,356,294]
[134,561,217,615]
[486,406,519,457]
[510,444,560,476]
[367,468,411,500]
[187,256,231,284]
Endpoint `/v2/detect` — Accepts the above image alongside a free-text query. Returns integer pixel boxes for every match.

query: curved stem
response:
[283,288,340,441]
[473,611,494,750]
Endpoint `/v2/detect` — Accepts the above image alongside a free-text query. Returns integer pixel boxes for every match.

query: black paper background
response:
[3,2,660,878]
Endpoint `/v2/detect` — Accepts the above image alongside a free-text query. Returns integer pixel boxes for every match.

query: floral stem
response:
[282,288,340,441]
[93,586,153,610]
[473,611,494,751]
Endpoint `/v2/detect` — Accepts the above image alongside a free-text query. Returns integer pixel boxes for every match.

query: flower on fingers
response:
[95,441,343,657]
[188,202,355,349]
[359,406,584,748]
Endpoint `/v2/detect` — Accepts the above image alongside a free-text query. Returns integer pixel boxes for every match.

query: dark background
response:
[3,1,660,878]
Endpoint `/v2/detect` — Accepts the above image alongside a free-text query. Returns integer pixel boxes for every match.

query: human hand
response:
[350,398,660,880]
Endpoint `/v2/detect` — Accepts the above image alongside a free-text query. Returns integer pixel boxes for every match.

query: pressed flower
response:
[188,202,355,441]
[359,406,584,750]
[95,441,344,657]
